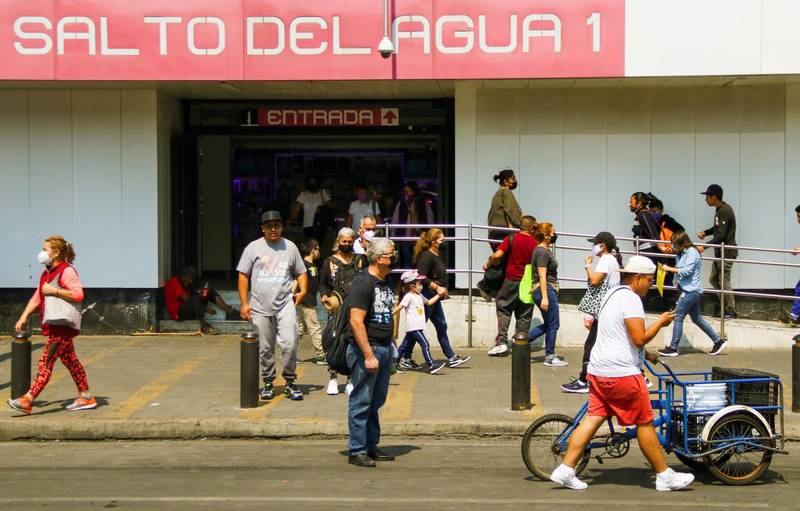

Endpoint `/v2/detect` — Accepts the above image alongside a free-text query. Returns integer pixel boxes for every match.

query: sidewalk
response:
[1,334,798,440]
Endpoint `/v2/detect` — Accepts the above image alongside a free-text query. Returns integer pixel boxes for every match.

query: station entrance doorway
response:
[173,99,454,284]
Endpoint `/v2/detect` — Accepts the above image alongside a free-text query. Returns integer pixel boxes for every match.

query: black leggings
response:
[578,320,599,383]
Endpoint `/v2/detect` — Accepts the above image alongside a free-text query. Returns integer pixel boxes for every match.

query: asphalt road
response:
[0,439,796,510]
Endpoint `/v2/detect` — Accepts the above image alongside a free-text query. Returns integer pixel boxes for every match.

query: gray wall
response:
[0,89,160,288]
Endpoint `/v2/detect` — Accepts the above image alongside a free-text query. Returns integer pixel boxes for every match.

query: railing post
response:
[720,243,726,339]
[511,332,532,410]
[11,330,32,400]
[467,223,474,348]
[240,331,259,408]
[635,236,640,256]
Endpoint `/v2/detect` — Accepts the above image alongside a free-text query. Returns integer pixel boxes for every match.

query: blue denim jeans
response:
[421,288,455,359]
[529,285,559,356]
[791,278,800,320]
[347,343,391,456]
[669,290,720,349]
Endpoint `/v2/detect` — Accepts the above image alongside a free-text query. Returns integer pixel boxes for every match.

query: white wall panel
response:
[28,91,73,256]
[454,82,478,289]
[121,90,159,288]
[761,0,800,75]
[0,91,31,287]
[786,85,800,289]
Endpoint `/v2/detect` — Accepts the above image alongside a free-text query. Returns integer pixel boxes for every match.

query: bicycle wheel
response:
[703,413,773,485]
[521,413,590,481]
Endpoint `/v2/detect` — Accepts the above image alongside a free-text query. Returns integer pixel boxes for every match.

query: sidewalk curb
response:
[2,418,799,441]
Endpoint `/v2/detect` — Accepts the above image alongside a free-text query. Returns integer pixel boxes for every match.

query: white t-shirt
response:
[399,292,427,332]
[296,190,331,228]
[587,286,646,378]
[348,200,380,229]
[594,253,621,288]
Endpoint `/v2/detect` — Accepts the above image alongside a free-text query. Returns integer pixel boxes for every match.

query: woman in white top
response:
[291,176,332,243]
[561,232,621,394]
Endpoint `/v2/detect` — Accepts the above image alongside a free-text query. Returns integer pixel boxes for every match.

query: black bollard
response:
[240,331,259,408]
[511,332,532,411]
[11,331,32,400]
[793,334,800,413]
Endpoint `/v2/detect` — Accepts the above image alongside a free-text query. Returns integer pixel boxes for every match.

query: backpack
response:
[330,255,367,298]
[322,295,353,376]
[658,214,685,254]
[518,264,533,304]
[481,233,515,296]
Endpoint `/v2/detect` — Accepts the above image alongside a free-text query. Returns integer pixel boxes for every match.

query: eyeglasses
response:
[264,224,282,231]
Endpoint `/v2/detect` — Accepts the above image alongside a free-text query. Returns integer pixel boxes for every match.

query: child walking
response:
[394,270,446,374]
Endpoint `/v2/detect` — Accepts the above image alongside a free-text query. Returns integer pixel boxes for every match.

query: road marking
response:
[239,364,307,420]
[382,371,419,422]
[0,496,769,508]
[2,339,136,403]
[105,339,227,419]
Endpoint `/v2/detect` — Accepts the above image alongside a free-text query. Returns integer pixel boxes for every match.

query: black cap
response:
[587,231,616,247]
[261,210,283,224]
[701,184,723,197]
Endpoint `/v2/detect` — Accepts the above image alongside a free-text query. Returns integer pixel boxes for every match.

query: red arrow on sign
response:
[381,108,399,126]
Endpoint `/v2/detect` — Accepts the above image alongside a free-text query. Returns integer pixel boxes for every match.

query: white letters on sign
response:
[13,16,53,55]
[187,17,225,56]
[143,16,182,56]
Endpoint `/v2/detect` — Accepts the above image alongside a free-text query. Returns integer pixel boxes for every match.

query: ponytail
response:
[632,191,659,209]
[45,235,76,263]
[533,222,553,243]
[493,168,515,186]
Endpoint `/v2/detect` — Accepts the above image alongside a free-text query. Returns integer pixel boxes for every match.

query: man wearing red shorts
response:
[551,256,694,491]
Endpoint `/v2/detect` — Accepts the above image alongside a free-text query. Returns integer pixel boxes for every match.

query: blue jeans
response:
[529,285,559,356]
[669,290,721,349]
[397,330,434,366]
[347,343,391,456]
[791,279,800,320]
[421,288,455,359]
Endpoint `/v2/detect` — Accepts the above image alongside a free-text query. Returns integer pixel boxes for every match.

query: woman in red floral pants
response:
[8,236,95,414]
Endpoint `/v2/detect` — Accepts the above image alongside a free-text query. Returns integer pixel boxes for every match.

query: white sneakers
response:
[550,464,588,490]
[551,464,694,492]
[655,468,695,491]
[326,379,339,396]
[487,343,509,356]
[345,382,354,395]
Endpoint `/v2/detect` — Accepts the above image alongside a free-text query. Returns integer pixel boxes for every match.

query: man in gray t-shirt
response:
[237,211,307,401]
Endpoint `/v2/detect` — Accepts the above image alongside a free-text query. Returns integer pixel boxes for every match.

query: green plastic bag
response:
[518,264,533,304]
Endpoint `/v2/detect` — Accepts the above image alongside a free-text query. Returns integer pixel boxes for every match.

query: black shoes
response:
[348,454,376,467]
[709,340,728,356]
[260,383,275,400]
[368,448,395,461]
[657,347,679,357]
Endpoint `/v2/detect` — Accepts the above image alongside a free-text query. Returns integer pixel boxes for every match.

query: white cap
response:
[400,270,426,283]
[620,255,657,274]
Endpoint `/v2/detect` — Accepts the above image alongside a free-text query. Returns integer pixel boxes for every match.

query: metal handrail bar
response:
[384,223,471,229]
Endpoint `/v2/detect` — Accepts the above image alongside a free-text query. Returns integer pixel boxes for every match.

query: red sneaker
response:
[7,397,32,414]
[66,396,97,411]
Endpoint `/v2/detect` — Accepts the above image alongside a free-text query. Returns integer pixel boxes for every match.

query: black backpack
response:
[322,295,353,376]
[330,255,367,297]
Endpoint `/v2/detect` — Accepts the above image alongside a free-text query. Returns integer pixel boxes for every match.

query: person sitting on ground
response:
[354,215,378,256]
[346,183,381,229]
[485,215,538,356]
[164,266,237,334]
[550,256,693,492]
[394,270,447,374]
[295,239,325,365]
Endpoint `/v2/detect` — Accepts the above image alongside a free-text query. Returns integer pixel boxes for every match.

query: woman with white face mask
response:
[561,232,621,393]
[8,236,96,414]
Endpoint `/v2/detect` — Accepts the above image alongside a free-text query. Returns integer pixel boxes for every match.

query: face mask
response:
[387,252,399,268]
[363,230,376,242]
[339,245,354,254]
[592,244,602,256]
[437,240,446,247]
[549,233,558,244]
[357,192,369,202]
[37,250,52,266]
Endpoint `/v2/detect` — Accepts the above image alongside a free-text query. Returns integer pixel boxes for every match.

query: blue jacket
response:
[675,247,703,293]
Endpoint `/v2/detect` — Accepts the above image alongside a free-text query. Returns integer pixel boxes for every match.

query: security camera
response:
[378,37,395,59]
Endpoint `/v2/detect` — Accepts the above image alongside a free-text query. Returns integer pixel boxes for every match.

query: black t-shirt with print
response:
[348,271,395,346]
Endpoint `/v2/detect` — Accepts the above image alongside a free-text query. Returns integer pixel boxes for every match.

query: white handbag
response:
[43,278,82,330]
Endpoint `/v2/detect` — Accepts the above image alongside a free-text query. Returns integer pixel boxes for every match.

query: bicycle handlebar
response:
[644,359,681,384]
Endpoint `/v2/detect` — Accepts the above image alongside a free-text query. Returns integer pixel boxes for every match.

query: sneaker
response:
[560,378,589,394]
[550,464,588,490]
[398,358,419,370]
[284,381,304,401]
[780,315,800,327]
[655,467,695,491]
[487,343,509,356]
[326,378,340,396]
[260,383,275,400]
[345,382,354,395]
[723,310,738,320]
[657,347,679,357]
[315,355,328,366]
[66,396,97,411]
[429,361,446,375]
[202,325,221,335]
[447,355,471,368]
[709,340,728,356]
[7,397,32,414]
[544,355,568,367]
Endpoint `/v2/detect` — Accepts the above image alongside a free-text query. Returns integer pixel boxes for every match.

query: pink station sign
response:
[0,0,625,80]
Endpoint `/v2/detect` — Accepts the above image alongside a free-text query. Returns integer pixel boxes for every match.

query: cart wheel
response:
[521,413,590,481]
[703,412,773,485]
[674,452,707,471]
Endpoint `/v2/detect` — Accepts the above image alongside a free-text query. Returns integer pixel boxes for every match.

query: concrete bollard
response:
[11,330,32,400]
[511,332,532,411]
[240,331,259,408]
[793,334,800,413]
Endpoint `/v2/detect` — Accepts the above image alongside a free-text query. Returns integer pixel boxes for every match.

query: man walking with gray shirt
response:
[238,211,308,401]
[698,184,738,319]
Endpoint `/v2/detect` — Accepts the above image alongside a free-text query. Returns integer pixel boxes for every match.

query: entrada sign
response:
[0,0,624,80]
[257,108,400,127]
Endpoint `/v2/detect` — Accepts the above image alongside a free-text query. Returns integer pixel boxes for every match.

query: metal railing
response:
[380,221,800,347]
